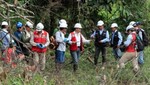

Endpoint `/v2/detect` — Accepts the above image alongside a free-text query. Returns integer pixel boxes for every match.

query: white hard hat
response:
[36,23,44,31]
[126,25,134,31]
[97,20,104,26]
[74,23,82,28]
[111,23,118,28]
[129,21,135,26]
[59,23,68,28]
[1,21,8,26]
[59,19,67,25]
[26,21,33,28]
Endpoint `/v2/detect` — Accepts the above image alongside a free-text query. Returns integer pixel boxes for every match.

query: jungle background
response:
[0,0,150,85]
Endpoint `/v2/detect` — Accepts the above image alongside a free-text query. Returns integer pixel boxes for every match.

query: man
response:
[14,22,24,54]
[68,23,90,72]
[119,25,139,72]
[133,22,148,65]
[55,22,68,72]
[91,20,109,66]
[0,21,14,62]
[21,21,33,56]
[110,23,123,60]
[0,21,14,52]
[30,23,50,71]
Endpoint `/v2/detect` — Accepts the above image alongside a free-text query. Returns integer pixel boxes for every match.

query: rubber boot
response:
[73,64,78,72]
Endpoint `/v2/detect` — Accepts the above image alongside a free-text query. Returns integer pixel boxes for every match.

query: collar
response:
[2,29,8,33]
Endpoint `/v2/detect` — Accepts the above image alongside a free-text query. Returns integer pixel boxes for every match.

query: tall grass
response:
[1,46,150,85]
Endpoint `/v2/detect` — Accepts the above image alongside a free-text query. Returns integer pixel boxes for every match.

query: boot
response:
[73,64,78,72]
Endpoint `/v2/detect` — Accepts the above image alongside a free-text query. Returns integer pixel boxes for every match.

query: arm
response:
[101,31,110,43]
[118,32,123,46]
[81,34,90,44]
[90,31,96,38]
[68,33,72,44]
[124,34,132,47]
[30,34,37,46]
[44,33,50,47]
[55,31,64,43]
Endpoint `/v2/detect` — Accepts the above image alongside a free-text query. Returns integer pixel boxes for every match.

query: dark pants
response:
[94,46,106,65]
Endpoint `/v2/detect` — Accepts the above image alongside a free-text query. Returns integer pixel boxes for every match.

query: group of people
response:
[0,19,148,74]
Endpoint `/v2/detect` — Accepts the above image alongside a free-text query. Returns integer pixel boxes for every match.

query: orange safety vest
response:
[32,31,47,53]
[126,33,136,52]
[69,32,84,51]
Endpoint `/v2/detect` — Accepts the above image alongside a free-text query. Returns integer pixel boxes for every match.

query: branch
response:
[0,12,7,19]
[0,0,34,15]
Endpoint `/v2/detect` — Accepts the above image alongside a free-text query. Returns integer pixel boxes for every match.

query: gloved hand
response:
[63,38,69,42]
[40,44,46,48]
[36,43,41,48]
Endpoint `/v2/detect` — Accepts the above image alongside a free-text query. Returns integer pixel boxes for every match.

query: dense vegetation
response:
[0,0,150,85]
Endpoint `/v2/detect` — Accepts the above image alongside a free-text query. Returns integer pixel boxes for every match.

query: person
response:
[68,23,91,72]
[91,20,109,67]
[119,25,139,72]
[110,23,123,60]
[0,21,23,68]
[14,22,24,54]
[133,22,148,65]
[0,21,13,52]
[30,22,50,71]
[55,22,68,72]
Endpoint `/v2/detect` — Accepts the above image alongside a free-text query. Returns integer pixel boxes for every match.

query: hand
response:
[40,44,46,48]
[99,40,102,43]
[36,43,41,48]
[63,38,69,42]
[117,45,120,48]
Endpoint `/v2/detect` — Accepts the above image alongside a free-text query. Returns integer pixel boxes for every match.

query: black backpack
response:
[141,29,149,46]
[136,35,144,52]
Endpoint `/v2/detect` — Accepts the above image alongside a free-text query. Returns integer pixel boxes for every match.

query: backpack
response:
[141,29,149,46]
[136,35,144,52]
[49,36,59,50]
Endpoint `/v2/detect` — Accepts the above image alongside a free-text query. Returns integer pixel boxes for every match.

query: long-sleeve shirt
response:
[111,30,123,46]
[0,29,14,51]
[68,31,90,46]
[55,31,66,51]
[30,30,50,47]
[124,32,136,47]
[90,29,109,43]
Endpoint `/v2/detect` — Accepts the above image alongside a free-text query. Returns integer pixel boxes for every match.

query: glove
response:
[36,43,41,48]
[40,44,46,48]
[63,38,69,42]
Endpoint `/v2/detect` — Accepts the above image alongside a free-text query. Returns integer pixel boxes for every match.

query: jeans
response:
[94,46,106,65]
[113,48,122,60]
[70,48,80,65]
[138,51,144,64]
[55,50,65,63]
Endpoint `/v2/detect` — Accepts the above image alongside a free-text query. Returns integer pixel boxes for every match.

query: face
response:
[62,28,67,34]
[18,27,23,31]
[26,26,31,32]
[97,25,104,30]
[111,27,116,32]
[75,28,81,33]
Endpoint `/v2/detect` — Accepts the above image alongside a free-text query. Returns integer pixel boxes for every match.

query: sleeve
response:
[55,32,64,43]
[90,31,96,38]
[117,32,123,46]
[81,34,90,44]
[30,33,37,46]
[44,33,50,47]
[124,34,132,47]
[101,31,110,43]
[68,33,72,44]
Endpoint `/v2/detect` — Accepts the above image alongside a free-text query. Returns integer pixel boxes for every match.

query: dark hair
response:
[1,25,6,29]
[60,28,66,30]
